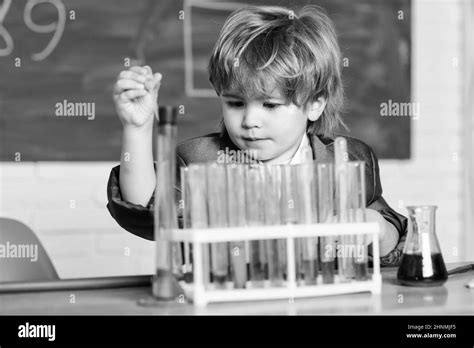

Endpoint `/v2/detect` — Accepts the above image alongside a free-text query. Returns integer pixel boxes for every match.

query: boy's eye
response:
[225,101,245,108]
[263,103,280,110]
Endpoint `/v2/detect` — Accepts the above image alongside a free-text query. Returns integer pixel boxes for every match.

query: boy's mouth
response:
[242,136,268,142]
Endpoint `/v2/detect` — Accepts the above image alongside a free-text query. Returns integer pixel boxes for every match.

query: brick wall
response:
[380,0,465,263]
[0,163,155,278]
[0,0,467,278]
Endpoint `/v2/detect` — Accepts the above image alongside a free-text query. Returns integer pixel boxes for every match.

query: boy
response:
[107,5,407,266]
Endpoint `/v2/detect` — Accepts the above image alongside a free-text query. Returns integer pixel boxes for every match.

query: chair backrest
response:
[0,217,59,282]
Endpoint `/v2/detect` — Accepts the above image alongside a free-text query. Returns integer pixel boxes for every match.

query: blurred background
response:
[0,0,472,278]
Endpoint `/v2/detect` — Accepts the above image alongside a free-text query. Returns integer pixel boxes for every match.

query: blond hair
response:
[208,5,346,138]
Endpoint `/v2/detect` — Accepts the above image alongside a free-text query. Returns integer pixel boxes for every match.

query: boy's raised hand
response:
[113,65,162,128]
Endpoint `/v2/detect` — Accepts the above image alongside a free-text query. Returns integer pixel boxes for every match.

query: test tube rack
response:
[167,222,382,307]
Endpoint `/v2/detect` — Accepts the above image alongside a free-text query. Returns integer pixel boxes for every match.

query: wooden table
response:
[0,263,473,315]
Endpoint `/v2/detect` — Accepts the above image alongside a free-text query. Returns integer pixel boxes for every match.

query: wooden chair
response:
[0,217,59,282]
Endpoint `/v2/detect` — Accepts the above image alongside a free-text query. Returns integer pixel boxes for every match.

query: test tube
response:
[334,137,355,281]
[317,163,336,284]
[281,165,298,280]
[346,161,369,281]
[245,164,266,286]
[294,162,319,285]
[153,106,182,299]
[281,165,304,283]
[180,167,193,283]
[187,163,211,288]
[227,164,247,288]
[263,165,285,286]
[206,163,230,287]
[281,165,298,224]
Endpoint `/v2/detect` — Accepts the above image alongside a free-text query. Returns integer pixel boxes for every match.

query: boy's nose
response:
[241,105,263,129]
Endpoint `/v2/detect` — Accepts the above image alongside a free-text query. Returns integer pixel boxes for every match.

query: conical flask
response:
[397,205,448,287]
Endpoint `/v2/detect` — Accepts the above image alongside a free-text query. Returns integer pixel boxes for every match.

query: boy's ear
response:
[307,97,327,122]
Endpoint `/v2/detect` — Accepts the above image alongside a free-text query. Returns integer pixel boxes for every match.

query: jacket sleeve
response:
[366,147,408,267]
[106,156,186,241]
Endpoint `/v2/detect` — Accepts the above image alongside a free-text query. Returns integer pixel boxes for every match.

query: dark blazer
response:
[107,132,408,266]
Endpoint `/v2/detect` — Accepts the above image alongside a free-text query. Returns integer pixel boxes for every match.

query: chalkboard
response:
[0,0,410,161]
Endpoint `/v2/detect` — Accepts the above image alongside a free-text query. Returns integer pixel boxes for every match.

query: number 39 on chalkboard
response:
[0,0,66,61]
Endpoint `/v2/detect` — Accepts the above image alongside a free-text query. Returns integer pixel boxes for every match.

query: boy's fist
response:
[113,65,162,128]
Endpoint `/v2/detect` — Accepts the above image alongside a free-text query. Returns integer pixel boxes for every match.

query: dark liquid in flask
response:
[397,253,448,287]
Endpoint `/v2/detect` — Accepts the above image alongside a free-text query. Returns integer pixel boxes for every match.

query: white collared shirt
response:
[258,134,313,165]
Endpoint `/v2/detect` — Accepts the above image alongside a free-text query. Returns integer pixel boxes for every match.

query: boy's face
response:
[221,87,324,163]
